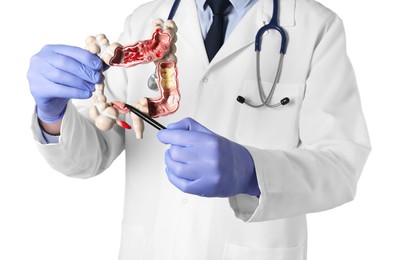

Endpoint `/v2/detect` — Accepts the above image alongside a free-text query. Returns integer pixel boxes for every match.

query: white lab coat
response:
[31,0,371,259]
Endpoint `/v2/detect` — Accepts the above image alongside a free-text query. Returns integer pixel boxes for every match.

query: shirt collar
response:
[196,0,254,13]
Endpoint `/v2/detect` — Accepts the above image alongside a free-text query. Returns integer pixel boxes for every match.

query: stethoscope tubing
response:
[255,0,287,54]
[167,0,181,20]
[244,52,285,108]
[239,0,290,108]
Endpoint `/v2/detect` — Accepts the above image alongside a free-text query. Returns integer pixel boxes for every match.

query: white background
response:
[0,0,399,259]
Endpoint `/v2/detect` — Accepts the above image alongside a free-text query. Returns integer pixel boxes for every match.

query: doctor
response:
[28,0,371,259]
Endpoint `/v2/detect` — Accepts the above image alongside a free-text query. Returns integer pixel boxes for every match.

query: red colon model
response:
[86,19,179,138]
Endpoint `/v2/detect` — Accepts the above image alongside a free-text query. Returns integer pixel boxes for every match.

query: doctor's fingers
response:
[166,117,214,134]
[165,167,193,194]
[165,167,214,197]
[31,60,97,92]
[29,75,92,100]
[34,45,104,84]
[164,149,203,181]
[39,44,103,70]
[158,128,211,146]
[167,144,206,163]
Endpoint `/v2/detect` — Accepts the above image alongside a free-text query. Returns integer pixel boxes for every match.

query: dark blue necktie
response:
[204,0,232,62]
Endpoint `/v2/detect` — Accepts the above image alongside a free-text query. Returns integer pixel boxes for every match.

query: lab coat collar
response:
[209,0,296,67]
[172,0,296,68]
[173,0,210,66]
[196,0,254,13]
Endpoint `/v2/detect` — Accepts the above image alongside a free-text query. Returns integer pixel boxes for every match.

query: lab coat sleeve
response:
[229,16,371,222]
[31,100,125,179]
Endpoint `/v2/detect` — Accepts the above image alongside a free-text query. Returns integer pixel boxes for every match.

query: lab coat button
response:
[182,197,188,204]
[202,77,208,83]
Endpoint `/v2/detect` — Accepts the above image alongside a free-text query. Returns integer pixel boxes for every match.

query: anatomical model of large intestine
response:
[85,19,179,138]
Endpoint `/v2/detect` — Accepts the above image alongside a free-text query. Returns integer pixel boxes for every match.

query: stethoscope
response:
[147,0,290,108]
[237,0,290,108]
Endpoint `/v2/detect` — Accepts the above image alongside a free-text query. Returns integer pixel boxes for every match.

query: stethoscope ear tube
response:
[236,95,246,104]
[167,0,181,20]
[236,95,290,107]
[280,97,290,105]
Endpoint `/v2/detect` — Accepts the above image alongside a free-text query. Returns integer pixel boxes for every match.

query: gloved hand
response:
[27,44,105,123]
[157,118,261,197]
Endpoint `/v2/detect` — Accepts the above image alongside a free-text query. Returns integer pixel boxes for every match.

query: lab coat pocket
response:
[235,80,305,149]
[223,243,304,260]
[118,223,148,260]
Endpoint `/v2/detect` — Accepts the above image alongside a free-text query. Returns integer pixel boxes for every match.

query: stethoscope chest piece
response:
[147,73,159,91]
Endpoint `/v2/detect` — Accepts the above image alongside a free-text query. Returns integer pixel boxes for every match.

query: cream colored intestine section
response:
[85,34,122,66]
[130,98,149,139]
[85,34,124,131]
[161,67,176,90]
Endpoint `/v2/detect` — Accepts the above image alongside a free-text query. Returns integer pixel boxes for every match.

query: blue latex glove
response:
[157,118,261,197]
[27,44,105,123]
